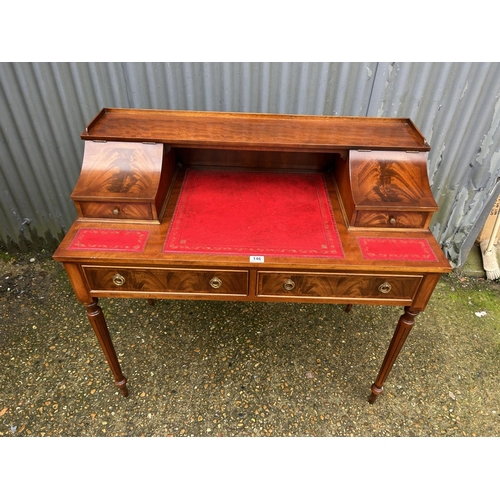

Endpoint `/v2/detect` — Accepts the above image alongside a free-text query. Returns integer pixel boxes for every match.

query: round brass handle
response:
[209,277,222,289]
[389,216,396,225]
[378,282,392,294]
[283,279,295,291]
[112,207,120,216]
[112,273,126,286]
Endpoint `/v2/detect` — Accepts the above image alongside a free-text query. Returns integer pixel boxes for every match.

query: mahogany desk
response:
[53,109,451,403]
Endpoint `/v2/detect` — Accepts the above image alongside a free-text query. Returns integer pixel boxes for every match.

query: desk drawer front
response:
[257,272,422,300]
[355,211,429,229]
[78,202,153,221]
[83,267,248,296]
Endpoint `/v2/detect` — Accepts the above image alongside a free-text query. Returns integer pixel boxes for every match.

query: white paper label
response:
[250,256,265,263]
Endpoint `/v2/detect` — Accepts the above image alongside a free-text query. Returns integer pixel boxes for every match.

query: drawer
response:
[83,266,249,296]
[354,211,430,229]
[78,201,153,221]
[257,272,422,301]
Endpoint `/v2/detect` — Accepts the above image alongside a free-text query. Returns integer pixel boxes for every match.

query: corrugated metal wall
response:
[1,62,500,266]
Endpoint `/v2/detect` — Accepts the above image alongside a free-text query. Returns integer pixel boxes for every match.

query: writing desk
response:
[53,109,451,403]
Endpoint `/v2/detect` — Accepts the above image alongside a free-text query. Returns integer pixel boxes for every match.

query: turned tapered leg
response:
[85,299,128,397]
[368,306,419,404]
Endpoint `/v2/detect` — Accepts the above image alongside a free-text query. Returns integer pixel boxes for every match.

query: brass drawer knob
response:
[378,282,392,294]
[283,279,295,291]
[112,207,120,216]
[209,277,222,289]
[389,216,396,225]
[112,273,126,286]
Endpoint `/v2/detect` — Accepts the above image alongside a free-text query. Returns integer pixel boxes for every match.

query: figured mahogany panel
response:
[257,272,423,301]
[351,150,437,210]
[72,141,162,200]
[83,266,249,296]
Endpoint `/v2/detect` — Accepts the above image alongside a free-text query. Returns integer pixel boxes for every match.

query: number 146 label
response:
[250,256,265,263]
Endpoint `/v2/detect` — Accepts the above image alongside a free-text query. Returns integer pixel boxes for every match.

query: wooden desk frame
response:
[53,109,451,403]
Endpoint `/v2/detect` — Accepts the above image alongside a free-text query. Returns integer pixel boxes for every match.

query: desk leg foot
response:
[85,299,129,397]
[368,384,383,404]
[345,304,353,313]
[115,378,129,397]
[147,299,156,306]
[369,306,419,403]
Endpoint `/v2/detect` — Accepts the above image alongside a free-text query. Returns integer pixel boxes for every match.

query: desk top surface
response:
[54,168,451,274]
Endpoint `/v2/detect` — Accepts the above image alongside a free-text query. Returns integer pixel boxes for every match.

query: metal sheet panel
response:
[1,61,500,266]
[367,62,500,264]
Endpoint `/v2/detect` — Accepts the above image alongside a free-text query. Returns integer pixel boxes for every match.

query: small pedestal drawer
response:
[78,202,153,221]
[354,211,430,229]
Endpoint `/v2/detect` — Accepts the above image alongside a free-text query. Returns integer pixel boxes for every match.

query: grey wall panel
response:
[366,62,500,264]
[1,61,500,266]
[116,62,378,115]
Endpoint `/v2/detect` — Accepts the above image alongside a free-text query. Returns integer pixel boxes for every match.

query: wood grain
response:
[81,108,430,152]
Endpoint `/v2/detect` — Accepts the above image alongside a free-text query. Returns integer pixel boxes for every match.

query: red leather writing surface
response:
[358,237,438,261]
[68,229,150,252]
[164,169,344,258]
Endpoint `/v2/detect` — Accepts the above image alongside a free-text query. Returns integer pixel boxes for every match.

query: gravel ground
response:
[2,250,498,496]
[1,251,499,439]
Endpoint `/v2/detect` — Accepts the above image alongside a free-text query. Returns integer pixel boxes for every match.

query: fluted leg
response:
[85,299,128,397]
[369,306,419,404]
